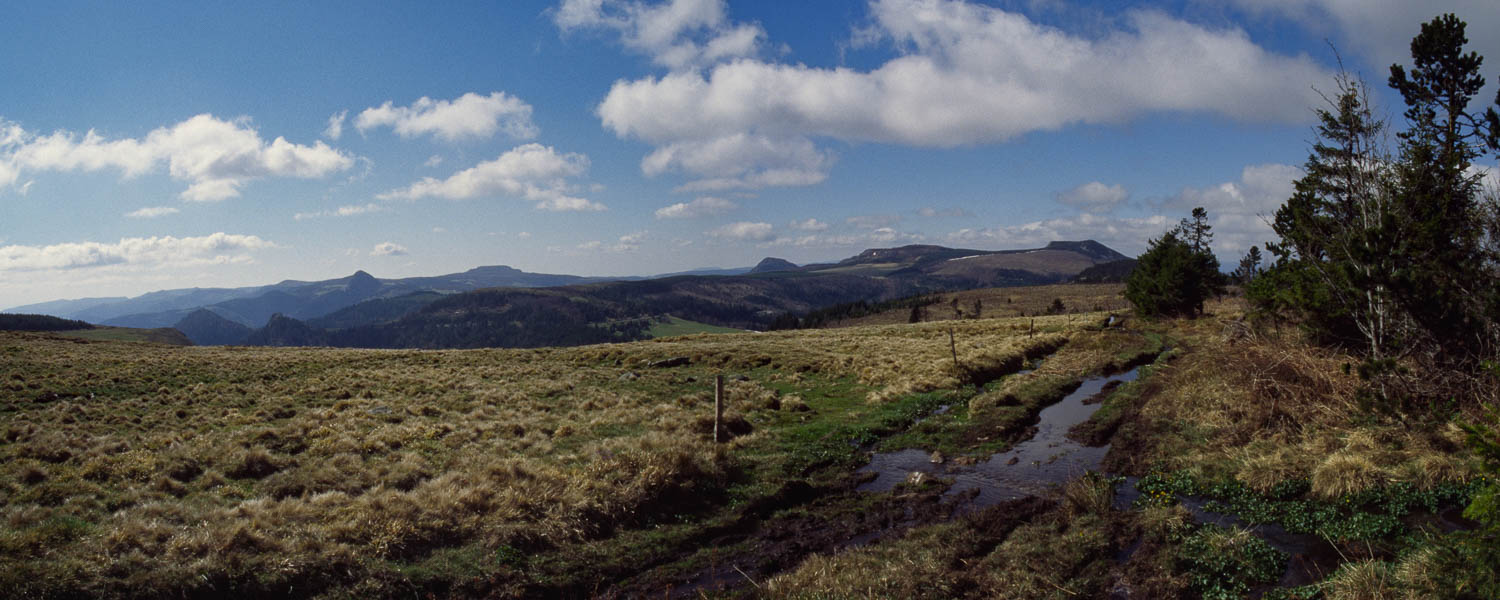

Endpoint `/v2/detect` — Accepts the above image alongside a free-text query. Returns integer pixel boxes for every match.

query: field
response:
[1,283,1490,598]
[645,316,746,338]
[828,282,1131,328]
[49,326,192,346]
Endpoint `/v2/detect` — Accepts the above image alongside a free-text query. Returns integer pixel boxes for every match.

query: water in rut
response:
[857,366,1140,506]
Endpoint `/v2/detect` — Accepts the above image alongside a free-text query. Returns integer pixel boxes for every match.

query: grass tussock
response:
[1111,298,1476,495]
[0,306,1116,598]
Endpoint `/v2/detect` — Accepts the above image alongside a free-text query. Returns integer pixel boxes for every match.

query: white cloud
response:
[0,114,353,201]
[0,233,276,272]
[379,143,604,211]
[518,231,533,239]
[323,110,348,140]
[789,218,829,231]
[125,206,180,219]
[293,203,388,220]
[354,92,538,142]
[917,206,973,218]
[942,163,1301,261]
[641,133,834,192]
[554,0,765,70]
[1056,181,1129,213]
[579,231,647,253]
[424,154,444,168]
[707,221,775,241]
[371,242,408,256]
[1230,1,1500,92]
[654,195,737,218]
[1155,163,1300,258]
[846,214,902,229]
[766,227,926,249]
[595,0,1331,190]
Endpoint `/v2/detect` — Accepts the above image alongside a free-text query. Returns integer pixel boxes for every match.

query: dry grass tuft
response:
[1311,452,1384,499]
[1322,560,1401,600]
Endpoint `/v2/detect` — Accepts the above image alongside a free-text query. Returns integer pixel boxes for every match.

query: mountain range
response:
[6,240,1127,348]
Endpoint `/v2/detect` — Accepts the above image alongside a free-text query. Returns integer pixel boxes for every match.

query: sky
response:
[3,0,1499,310]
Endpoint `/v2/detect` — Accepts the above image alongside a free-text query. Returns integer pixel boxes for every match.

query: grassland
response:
[0,296,1110,598]
[2,284,1490,598]
[829,282,1131,328]
[646,316,745,338]
[51,326,193,345]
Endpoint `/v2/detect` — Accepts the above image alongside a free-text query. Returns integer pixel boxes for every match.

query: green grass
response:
[646,316,746,338]
[54,326,192,345]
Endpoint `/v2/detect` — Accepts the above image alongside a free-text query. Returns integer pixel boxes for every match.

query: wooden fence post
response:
[948,326,959,371]
[714,374,725,443]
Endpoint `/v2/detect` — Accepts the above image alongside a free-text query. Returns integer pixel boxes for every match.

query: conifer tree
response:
[1126,223,1224,318]
[1386,13,1500,363]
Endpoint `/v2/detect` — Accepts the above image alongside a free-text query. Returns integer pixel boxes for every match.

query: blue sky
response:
[2,0,1498,309]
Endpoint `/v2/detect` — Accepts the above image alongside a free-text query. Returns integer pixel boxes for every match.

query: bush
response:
[1125,229,1223,318]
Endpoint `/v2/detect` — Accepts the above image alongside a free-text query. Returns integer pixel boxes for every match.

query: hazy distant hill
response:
[5,266,624,330]
[749,257,799,274]
[238,240,1127,349]
[171,309,252,346]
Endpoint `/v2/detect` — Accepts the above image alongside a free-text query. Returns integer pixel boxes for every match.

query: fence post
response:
[714,374,725,443]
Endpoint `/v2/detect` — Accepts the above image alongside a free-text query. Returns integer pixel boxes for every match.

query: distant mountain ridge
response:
[9,240,1127,349]
[6,265,620,328]
[229,240,1127,350]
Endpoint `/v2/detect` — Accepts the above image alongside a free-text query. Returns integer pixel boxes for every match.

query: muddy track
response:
[584,340,1126,598]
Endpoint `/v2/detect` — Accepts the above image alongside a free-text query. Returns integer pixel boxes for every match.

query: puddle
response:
[856,364,1341,587]
[858,366,1140,507]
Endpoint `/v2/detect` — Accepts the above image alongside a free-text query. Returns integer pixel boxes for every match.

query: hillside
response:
[237,241,1127,349]
[7,241,1123,348]
[4,265,619,328]
[171,309,252,346]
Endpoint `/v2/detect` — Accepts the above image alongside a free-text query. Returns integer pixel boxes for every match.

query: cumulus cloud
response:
[554,0,765,70]
[293,203,388,220]
[943,163,1301,261]
[354,92,538,142]
[594,0,1330,190]
[707,221,775,241]
[768,227,926,249]
[125,206,180,219]
[846,214,902,229]
[644,133,835,192]
[1230,0,1500,89]
[370,242,408,256]
[917,206,973,218]
[654,195,737,218]
[379,143,604,211]
[579,231,647,253]
[1154,163,1300,257]
[788,218,829,231]
[0,114,353,202]
[323,110,347,140]
[0,233,276,272]
[1056,181,1129,213]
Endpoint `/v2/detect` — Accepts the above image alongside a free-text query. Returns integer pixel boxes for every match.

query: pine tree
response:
[1251,68,1404,359]
[1125,227,1224,319]
[1174,207,1214,253]
[1385,13,1500,364]
[1233,246,1263,285]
